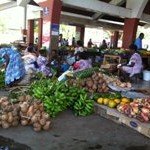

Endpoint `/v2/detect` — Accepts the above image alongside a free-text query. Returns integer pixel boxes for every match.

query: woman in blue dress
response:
[0,46,25,86]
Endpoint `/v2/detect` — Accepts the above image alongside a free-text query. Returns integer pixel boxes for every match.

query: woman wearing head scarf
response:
[0,46,25,86]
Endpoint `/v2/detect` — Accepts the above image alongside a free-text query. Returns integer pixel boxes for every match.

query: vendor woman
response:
[118,44,143,78]
[0,46,25,86]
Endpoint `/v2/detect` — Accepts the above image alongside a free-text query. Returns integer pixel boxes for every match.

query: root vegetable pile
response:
[68,72,109,93]
[0,97,20,128]
[0,95,51,131]
[103,74,132,88]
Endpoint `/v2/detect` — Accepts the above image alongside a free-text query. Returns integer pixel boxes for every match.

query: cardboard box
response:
[94,103,150,138]
[119,114,150,138]
[94,103,120,123]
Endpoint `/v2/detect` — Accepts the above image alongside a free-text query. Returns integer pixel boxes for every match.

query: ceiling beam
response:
[92,0,126,20]
[0,1,16,11]
[62,0,131,18]
[61,11,123,31]
[141,13,150,24]
[127,0,148,18]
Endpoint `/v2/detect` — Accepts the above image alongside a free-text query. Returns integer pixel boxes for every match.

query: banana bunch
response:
[73,94,94,116]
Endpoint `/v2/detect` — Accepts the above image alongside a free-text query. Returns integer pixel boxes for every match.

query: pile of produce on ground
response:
[68,72,109,93]
[0,95,51,131]
[103,74,132,89]
[117,98,150,123]
[29,79,94,117]
[96,92,131,108]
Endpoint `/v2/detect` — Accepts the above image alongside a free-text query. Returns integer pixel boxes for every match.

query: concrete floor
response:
[0,110,150,150]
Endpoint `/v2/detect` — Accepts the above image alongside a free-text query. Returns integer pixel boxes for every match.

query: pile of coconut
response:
[0,96,51,132]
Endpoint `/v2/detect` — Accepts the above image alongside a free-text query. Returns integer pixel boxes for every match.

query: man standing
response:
[134,33,144,50]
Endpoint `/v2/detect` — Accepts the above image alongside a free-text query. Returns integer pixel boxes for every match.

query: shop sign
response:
[51,24,59,36]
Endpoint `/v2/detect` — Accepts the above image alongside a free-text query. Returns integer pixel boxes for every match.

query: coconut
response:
[43,121,51,131]
[42,113,50,120]
[7,115,14,123]
[39,118,46,126]
[12,120,19,127]
[21,120,28,126]
[25,95,32,101]
[31,115,38,123]
[2,121,10,128]
[18,95,26,102]
[34,126,42,132]
[27,105,34,117]
[1,114,8,121]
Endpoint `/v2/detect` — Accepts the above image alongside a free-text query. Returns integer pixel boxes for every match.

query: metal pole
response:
[22,6,27,42]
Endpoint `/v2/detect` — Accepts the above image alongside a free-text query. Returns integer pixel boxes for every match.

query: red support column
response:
[22,29,27,43]
[38,17,43,50]
[39,0,62,54]
[113,31,119,48]
[80,26,85,42]
[27,19,34,44]
[122,18,139,49]
[76,26,85,41]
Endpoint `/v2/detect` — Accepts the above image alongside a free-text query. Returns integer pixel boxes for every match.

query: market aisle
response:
[0,110,149,150]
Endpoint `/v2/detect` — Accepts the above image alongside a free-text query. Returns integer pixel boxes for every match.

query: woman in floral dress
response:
[0,47,25,86]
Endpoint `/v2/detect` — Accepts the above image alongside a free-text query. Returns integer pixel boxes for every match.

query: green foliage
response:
[74,67,99,79]
[0,70,5,89]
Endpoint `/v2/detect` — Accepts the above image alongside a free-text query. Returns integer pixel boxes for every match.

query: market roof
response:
[61,0,150,30]
[0,0,150,30]
[0,0,40,10]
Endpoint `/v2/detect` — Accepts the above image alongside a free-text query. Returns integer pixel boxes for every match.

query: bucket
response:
[143,70,150,81]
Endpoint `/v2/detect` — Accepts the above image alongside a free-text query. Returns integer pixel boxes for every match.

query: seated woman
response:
[118,44,143,80]
[22,45,38,73]
[74,40,85,55]
[73,52,92,72]
[58,52,92,81]
[37,54,52,77]
[0,46,25,86]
